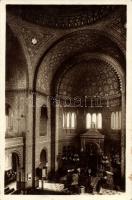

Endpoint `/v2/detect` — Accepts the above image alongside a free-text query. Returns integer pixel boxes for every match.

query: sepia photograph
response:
[2,2,129,197]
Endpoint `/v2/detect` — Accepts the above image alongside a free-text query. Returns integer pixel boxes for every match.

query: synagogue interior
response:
[5,5,126,195]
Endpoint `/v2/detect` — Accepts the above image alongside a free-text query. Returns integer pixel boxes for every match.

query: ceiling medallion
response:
[31,38,37,45]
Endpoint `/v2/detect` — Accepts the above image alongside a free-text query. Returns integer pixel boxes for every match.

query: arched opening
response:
[86,113,102,129]
[118,111,121,130]
[5,103,13,133]
[115,111,119,130]
[5,152,20,190]
[111,111,121,130]
[11,152,21,191]
[40,106,48,136]
[40,149,47,167]
[86,113,91,129]
[97,113,102,129]
[71,112,76,128]
[66,112,70,128]
[92,113,96,128]
[12,153,20,173]
[36,149,48,180]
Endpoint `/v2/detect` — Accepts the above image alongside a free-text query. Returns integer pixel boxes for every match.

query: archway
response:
[11,152,22,191]
[5,152,20,190]
[40,149,47,167]
[34,28,125,186]
[40,106,48,136]
[12,153,20,173]
[5,103,13,134]
[5,24,29,190]
[36,149,48,179]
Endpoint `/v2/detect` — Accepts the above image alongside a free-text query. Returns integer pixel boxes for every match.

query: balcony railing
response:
[5,137,24,149]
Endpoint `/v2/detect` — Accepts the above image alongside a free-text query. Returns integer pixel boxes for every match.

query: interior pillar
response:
[51,99,56,172]
[55,105,59,171]
[121,90,126,186]
[23,92,34,188]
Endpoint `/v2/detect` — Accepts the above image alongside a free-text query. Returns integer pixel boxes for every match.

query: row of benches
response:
[4,187,15,194]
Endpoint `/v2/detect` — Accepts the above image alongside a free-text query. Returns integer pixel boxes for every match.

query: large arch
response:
[5,25,29,189]
[54,53,125,96]
[6,5,126,191]
[31,28,126,188]
[34,28,125,94]
[49,53,125,179]
[50,53,125,163]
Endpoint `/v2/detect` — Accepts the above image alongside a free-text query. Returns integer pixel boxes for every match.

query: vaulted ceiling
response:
[6,25,28,90]
[36,30,125,95]
[6,5,126,99]
[7,5,120,29]
[58,59,121,98]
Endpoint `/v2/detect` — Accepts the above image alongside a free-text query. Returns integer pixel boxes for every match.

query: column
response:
[55,103,61,171]
[121,90,125,185]
[24,92,34,188]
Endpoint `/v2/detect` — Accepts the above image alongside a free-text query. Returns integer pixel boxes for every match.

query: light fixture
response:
[31,38,37,45]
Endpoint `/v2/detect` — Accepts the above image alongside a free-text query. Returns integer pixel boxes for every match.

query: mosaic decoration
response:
[58,60,121,98]
[36,30,125,94]
[21,25,55,64]
[6,26,27,90]
[8,5,116,29]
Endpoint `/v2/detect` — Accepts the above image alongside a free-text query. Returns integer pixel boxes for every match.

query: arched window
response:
[113,112,116,129]
[63,112,76,129]
[111,112,115,129]
[71,112,76,128]
[97,113,102,129]
[92,113,96,128]
[86,112,102,129]
[5,104,13,131]
[40,106,47,136]
[12,153,19,172]
[111,111,121,130]
[63,113,65,128]
[118,111,121,129]
[115,111,119,129]
[40,149,47,166]
[66,112,70,128]
[86,113,91,129]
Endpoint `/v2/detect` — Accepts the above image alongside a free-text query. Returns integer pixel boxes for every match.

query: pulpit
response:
[80,127,104,175]
[80,128,104,153]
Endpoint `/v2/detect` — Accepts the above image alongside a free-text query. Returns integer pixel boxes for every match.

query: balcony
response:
[5,137,24,149]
